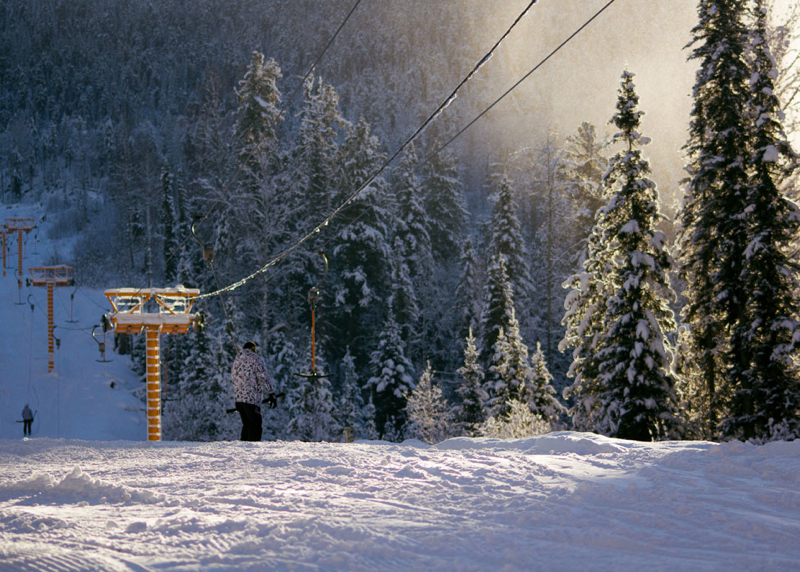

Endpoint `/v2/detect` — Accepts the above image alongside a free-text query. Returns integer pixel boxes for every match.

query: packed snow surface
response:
[1,435,800,571]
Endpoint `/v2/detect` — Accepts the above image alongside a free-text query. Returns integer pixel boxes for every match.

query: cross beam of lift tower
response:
[103,287,200,441]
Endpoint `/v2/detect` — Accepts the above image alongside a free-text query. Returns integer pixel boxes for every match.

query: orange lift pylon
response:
[104,286,200,441]
[29,266,74,373]
[6,218,36,300]
[1,224,7,277]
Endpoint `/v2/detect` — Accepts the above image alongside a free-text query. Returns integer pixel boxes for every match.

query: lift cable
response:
[426,0,618,163]
[197,0,540,300]
[317,0,618,264]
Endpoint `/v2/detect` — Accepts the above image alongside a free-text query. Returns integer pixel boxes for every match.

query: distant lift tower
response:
[6,218,36,300]
[1,224,7,277]
[29,266,74,373]
[104,287,200,441]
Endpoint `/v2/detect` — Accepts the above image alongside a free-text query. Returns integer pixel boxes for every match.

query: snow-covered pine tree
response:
[234,51,283,186]
[287,370,339,442]
[528,341,566,428]
[330,117,393,369]
[678,0,753,440]
[388,236,420,346]
[160,166,179,284]
[405,362,452,444]
[335,347,368,441]
[392,143,433,286]
[366,310,415,440]
[720,1,800,442]
[569,70,681,441]
[454,237,482,347]
[487,170,533,311]
[560,222,610,431]
[279,76,347,338]
[421,139,468,263]
[294,75,346,220]
[479,254,516,367]
[453,327,488,435]
[486,306,563,426]
[361,396,380,440]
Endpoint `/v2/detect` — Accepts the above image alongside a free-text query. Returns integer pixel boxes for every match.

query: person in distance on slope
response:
[21,404,34,437]
[231,341,276,442]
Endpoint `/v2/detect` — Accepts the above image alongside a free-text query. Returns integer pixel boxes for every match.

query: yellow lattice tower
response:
[29,266,74,373]
[6,218,36,300]
[104,286,200,441]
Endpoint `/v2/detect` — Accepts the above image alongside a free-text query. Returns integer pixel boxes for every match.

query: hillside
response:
[0,201,143,441]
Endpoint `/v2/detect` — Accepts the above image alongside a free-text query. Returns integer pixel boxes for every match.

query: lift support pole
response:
[7,218,36,299]
[29,266,74,373]
[104,287,199,441]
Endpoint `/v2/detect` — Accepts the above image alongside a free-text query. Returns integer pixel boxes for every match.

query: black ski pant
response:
[23,420,32,436]
[235,402,262,442]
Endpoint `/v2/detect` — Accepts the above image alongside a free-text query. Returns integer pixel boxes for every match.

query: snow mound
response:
[0,466,165,505]
[435,431,629,455]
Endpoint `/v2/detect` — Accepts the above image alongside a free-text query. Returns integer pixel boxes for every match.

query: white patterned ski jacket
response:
[231,348,275,406]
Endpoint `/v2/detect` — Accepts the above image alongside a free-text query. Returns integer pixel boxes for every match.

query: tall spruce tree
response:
[335,347,369,440]
[421,140,468,263]
[488,171,533,310]
[388,237,420,346]
[393,143,433,286]
[330,117,393,370]
[454,328,488,435]
[161,166,179,284]
[454,237,482,345]
[366,310,415,440]
[560,222,611,429]
[234,51,283,188]
[678,0,755,439]
[480,254,516,367]
[528,341,566,428]
[721,1,800,441]
[576,71,682,441]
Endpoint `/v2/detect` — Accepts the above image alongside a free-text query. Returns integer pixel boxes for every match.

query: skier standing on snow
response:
[21,404,33,437]
[231,341,276,442]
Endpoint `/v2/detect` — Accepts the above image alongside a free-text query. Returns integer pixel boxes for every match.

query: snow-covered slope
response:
[1,433,800,570]
[0,203,144,441]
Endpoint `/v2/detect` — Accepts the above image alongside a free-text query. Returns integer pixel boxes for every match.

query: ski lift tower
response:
[6,218,36,299]
[29,266,74,373]
[103,286,200,441]
[1,223,7,277]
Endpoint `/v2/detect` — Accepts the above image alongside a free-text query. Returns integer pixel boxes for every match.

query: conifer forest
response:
[2,0,799,444]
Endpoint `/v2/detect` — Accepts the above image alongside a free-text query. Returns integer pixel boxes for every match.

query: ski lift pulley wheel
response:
[191,216,214,266]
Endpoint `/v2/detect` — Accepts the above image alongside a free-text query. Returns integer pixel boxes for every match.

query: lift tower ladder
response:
[104,286,200,442]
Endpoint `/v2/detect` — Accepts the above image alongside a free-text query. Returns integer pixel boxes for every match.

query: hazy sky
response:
[450,0,796,206]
